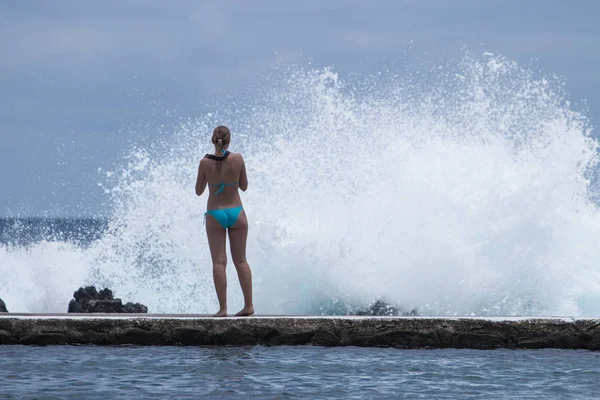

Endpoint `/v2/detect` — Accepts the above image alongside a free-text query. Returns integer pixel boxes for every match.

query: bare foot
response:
[235,306,254,317]
[213,309,228,317]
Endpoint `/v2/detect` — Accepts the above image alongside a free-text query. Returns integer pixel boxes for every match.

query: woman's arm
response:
[195,160,207,196]
[239,155,248,192]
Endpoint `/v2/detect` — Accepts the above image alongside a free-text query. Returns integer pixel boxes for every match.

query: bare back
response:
[196,152,248,210]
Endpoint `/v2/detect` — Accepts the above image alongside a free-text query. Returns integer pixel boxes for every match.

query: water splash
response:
[2,53,600,316]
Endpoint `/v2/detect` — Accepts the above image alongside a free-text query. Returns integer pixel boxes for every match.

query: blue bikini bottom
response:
[205,206,243,228]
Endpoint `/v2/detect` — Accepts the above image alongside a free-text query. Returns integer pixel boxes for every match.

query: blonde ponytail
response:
[211,126,231,171]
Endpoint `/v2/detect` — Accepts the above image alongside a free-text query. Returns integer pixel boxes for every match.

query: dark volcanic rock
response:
[123,302,148,313]
[68,286,148,313]
[0,298,7,313]
[355,300,419,317]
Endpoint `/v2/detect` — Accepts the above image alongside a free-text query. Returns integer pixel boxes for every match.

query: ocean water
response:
[1,53,600,317]
[1,346,599,399]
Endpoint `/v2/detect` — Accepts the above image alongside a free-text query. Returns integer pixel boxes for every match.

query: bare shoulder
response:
[199,156,209,168]
[230,152,245,162]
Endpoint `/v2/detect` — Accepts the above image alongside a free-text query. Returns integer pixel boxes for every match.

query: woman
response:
[195,125,254,317]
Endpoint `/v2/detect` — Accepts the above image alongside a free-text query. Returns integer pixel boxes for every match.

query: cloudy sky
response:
[1,0,599,217]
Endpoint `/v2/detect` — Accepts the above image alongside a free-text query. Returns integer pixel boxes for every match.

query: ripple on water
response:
[1,346,600,399]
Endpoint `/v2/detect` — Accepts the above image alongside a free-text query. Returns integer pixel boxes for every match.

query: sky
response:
[1,0,599,217]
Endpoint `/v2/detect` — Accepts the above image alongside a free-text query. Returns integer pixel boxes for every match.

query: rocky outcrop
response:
[355,300,419,316]
[0,299,7,313]
[67,286,147,313]
[0,315,598,350]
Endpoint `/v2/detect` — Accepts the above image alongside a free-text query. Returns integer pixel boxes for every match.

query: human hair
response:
[212,125,231,155]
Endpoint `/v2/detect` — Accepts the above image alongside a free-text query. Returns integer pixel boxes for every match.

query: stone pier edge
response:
[1,314,599,350]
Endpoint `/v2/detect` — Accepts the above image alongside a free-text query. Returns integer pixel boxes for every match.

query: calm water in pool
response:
[1,346,599,399]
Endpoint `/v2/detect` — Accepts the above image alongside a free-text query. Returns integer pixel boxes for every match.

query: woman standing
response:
[195,126,254,317]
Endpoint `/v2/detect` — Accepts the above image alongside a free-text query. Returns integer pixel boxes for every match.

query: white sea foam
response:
[2,53,600,316]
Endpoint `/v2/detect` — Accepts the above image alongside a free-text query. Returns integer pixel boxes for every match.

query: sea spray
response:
[1,53,600,316]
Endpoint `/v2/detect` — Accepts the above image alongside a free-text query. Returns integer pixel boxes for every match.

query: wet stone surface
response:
[0,316,598,350]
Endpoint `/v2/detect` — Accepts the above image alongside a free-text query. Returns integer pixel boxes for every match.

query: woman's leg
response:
[206,215,228,316]
[228,210,254,316]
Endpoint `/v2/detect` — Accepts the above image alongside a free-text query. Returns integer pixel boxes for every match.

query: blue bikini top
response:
[204,150,238,196]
